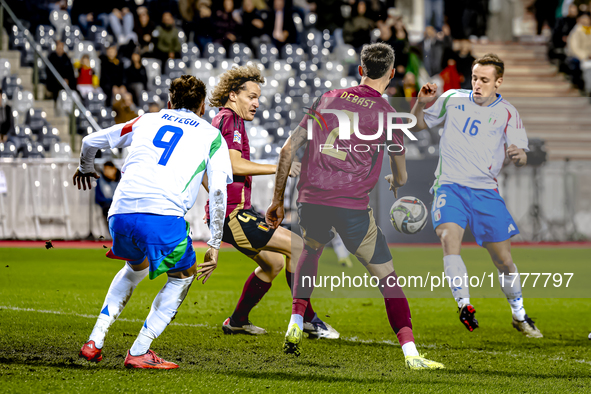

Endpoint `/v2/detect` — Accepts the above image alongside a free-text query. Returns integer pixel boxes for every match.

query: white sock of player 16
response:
[130,275,195,357]
[88,264,148,349]
[443,255,471,308]
[497,267,526,321]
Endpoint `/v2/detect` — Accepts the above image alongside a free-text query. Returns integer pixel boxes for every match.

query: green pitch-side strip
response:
[182,133,223,192]
[150,222,191,279]
[432,147,443,195]
[438,92,456,119]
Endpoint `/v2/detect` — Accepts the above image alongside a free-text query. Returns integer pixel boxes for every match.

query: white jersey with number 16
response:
[423,89,529,192]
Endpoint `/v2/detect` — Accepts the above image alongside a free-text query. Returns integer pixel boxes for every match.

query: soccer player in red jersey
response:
[266,43,444,369]
[205,65,339,338]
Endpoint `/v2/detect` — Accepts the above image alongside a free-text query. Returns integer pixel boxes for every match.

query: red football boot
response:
[124,350,179,369]
[79,340,103,362]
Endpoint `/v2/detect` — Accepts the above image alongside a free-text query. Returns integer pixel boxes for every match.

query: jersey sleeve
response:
[423,90,458,129]
[220,113,244,152]
[78,116,142,174]
[504,107,529,152]
[206,132,233,249]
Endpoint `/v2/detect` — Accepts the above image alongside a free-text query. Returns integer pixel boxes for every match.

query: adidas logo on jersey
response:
[454,105,465,111]
[508,224,516,233]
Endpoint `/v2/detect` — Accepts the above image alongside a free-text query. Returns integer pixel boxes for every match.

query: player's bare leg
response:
[485,240,542,338]
[124,263,197,369]
[436,223,478,331]
[79,258,149,362]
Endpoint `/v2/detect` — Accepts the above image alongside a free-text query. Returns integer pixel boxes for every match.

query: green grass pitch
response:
[0,246,590,393]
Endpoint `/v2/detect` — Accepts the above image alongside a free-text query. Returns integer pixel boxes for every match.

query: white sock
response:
[88,264,148,348]
[498,268,526,320]
[402,342,419,357]
[443,255,470,308]
[289,314,304,331]
[130,275,194,356]
[332,234,350,261]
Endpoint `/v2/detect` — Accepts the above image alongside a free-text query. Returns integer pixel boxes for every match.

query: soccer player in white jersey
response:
[76,75,234,368]
[411,54,543,338]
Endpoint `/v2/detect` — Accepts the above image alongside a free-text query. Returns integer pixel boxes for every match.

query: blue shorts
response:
[431,184,519,247]
[107,213,196,279]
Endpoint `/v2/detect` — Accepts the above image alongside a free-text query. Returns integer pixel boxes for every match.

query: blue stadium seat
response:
[0,141,18,158]
[62,25,83,50]
[1,75,23,100]
[36,25,56,50]
[181,43,200,63]
[204,43,227,67]
[25,108,50,135]
[256,43,279,67]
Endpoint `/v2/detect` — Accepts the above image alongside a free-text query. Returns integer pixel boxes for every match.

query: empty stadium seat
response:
[163,59,187,80]
[204,43,227,67]
[230,43,252,65]
[49,10,72,40]
[36,25,56,50]
[62,25,83,50]
[55,89,81,116]
[181,43,200,63]
[2,75,23,100]
[256,43,279,67]
[39,127,61,152]
[0,59,11,83]
[142,58,162,89]
[25,108,50,135]
[0,141,18,158]
[84,92,107,116]
[281,44,305,64]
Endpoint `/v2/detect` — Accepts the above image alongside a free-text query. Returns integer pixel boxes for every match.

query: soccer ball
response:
[390,196,429,234]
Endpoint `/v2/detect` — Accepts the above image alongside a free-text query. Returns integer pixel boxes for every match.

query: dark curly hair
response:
[169,75,207,112]
[209,65,265,108]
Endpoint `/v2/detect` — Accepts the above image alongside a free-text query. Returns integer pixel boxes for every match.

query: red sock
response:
[379,271,413,339]
[292,298,309,316]
[231,272,272,325]
[293,245,323,299]
[286,269,317,322]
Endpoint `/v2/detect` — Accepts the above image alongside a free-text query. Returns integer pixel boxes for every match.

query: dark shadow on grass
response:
[0,356,123,371]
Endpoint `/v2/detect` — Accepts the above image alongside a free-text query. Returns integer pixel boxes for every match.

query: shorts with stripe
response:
[107,213,196,279]
[218,208,276,257]
[297,203,391,265]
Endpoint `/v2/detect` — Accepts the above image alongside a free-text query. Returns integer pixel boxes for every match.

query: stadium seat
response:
[142,58,162,90]
[55,89,80,116]
[260,142,281,160]
[89,25,109,45]
[62,25,83,50]
[21,141,45,159]
[163,59,187,80]
[7,125,33,154]
[48,141,72,158]
[25,108,50,135]
[281,44,305,64]
[39,127,61,153]
[84,92,107,116]
[8,25,27,51]
[1,75,24,100]
[181,43,200,63]
[97,108,116,129]
[49,10,71,40]
[204,43,227,67]
[230,43,252,65]
[152,76,172,103]
[0,141,18,158]
[0,59,11,83]
[138,91,164,113]
[36,25,56,50]
[256,43,279,67]
[190,60,214,81]
[270,60,293,83]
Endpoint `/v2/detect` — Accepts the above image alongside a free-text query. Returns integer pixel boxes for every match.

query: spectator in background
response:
[148,102,161,113]
[567,12,591,93]
[124,52,148,106]
[109,4,136,46]
[425,0,444,31]
[70,1,113,37]
[46,41,76,101]
[380,18,410,72]
[193,0,214,52]
[95,161,121,228]
[550,3,579,62]
[420,25,445,76]
[267,0,298,48]
[0,88,15,143]
[76,54,99,97]
[134,6,156,55]
[487,0,515,42]
[213,0,240,50]
[535,0,560,35]
[343,1,375,50]
[113,92,138,124]
[439,49,462,92]
[153,12,182,63]
[237,0,267,50]
[455,39,476,89]
[100,46,126,105]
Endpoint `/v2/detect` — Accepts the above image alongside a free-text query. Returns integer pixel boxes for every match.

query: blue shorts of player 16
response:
[431,183,520,246]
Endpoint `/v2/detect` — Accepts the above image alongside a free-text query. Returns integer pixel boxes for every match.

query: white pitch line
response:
[2,305,590,365]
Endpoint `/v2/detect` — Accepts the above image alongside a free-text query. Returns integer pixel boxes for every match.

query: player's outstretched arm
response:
[384,154,408,198]
[410,83,438,132]
[229,150,277,176]
[266,125,308,228]
[507,144,527,167]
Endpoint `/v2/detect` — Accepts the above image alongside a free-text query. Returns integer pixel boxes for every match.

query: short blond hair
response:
[209,65,265,108]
